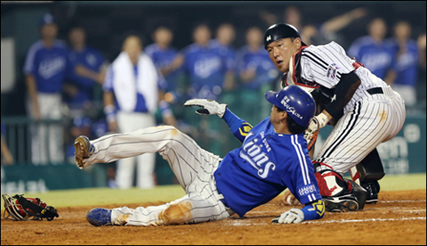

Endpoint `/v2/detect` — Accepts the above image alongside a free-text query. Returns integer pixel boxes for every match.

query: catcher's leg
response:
[351,148,385,204]
[314,162,367,212]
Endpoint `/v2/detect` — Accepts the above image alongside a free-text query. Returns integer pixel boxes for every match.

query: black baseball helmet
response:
[264,23,307,49]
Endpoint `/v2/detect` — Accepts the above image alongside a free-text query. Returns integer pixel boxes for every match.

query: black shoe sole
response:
[324,199,359,212]
[366,199,378,204]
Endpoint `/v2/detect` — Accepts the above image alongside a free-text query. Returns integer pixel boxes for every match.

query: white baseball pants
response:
[316,85,406,174]
[27,93,64,164]
[84,125,230,226]
[115,112,156,189]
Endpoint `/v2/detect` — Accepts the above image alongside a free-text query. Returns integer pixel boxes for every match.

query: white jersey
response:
[298,42,388,114]
[286,41,406,174]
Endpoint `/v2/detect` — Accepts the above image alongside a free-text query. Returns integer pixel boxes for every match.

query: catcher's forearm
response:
[222,108,253,143]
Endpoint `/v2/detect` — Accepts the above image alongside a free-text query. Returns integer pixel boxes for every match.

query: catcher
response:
[264,23,406,209]
[75,85,327,226]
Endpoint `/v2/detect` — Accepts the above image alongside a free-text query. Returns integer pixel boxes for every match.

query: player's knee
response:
[159,201,193,225]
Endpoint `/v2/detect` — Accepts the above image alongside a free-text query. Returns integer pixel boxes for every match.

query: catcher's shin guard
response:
[314,162,367,212]
[354,148,384,204]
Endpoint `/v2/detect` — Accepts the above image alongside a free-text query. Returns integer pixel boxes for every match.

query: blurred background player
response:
[23,13,68,164]
[1,120,14,165]
[180,23,233,154]
[180,23,230,101]
[64,26,106,118]
[347,18,397,84]
[103,35,161,189]
[259,6,367,47]
[144,26,180,126]
[236,26,280,125]
[210,23,237,92]
[386,21,420,109]
[145,26,184,104]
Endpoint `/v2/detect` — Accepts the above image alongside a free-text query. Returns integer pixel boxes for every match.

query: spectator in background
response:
[386,21,419,108]
[236,26,280,124]
[260,6,303,32]
[103,35,162,189]
[301,7,367,46]
[418,33,426,69]
[64,26,106,118]
[210,23,237,91]
[260,6,367,49]
[23,14,68,164]
[1,120,14,165]
[347,18,396,84]
[181,24,230,100]
[145,26,184,104]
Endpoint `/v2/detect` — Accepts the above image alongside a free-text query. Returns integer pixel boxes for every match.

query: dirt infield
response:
[1,189,426,245]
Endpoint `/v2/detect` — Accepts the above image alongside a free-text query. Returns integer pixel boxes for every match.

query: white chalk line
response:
[247,207,425,216]
[227,216,426,226]
[304,216,426,224]
[379,200,426,203]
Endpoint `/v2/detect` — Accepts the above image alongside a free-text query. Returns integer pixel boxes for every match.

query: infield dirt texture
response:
[1,189,426,245]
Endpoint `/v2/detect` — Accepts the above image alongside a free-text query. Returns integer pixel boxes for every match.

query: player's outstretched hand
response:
[272,208,304,224]
[184,99,227,118]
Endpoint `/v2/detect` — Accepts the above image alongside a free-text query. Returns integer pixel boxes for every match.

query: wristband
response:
[104,105,116,123]
[316,112,330,129]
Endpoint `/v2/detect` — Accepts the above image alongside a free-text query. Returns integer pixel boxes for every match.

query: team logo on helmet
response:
[266,35,271,41]
[280,95,303,120]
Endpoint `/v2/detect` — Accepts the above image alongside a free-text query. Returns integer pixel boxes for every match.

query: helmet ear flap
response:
[2,194,29,221]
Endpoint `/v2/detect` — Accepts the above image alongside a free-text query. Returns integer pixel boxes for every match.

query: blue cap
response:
[39,14,56,27]
[265,85,315,128]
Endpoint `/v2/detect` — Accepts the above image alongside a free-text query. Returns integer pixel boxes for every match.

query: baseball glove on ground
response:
[2,194,59,221]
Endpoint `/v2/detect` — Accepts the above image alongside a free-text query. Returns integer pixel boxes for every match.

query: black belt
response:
[367,87,383,95]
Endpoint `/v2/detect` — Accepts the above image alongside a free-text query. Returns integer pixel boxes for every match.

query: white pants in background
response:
[84,125,230,226]
[115,111,156,189]
[27,93,64,165]
[391,84,416,107]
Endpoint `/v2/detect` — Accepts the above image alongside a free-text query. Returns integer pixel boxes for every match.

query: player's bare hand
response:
[282,189,300,206]
[417,33,426,50]
[108,120,118,132]
[184,99,227,118]
[163,114,177,127]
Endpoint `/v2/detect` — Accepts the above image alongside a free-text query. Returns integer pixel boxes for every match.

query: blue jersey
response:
[65,46,105,106]
[210,39,236,73]
[23,40,68,93]
[386,39,419,86]
[1,120,5,135]
[236,45,279,90]
[347,36,396,79]
[145,44,181,92]
[214,110,321,217]
[181,43,227,99]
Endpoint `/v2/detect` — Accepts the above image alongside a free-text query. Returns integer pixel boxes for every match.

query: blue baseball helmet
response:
[265,85,315,128]
[39,14,56,27]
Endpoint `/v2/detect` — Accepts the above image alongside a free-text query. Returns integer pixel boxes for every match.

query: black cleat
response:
[324,194,359,212]
[361,180,380,204]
